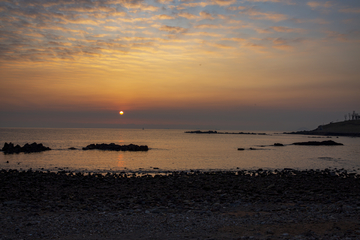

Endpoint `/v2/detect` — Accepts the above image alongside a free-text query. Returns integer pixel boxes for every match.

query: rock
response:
[2,142,51,154]
[1,169,360,239]
[82,143,149,151]
[292,140,343,146]
[185,130,218,134]
[284,168,293,171]
[185,130,267,135]
[237,148,245,151]
[274,143,284,146]
[68,147,77,150]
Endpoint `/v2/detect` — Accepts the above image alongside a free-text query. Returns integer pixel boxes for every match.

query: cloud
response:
[240,8,288,22]
[107,12,127,17]
[245,43,267,53]
[177,2,210,9]
[159,25,187,33]
[206,42,234,49]
[91,34,111,38]
[221,37,246,42]
[178,12,198,19]
[307,1,333,9]
[227,6,246,11]
[243,0,295,3]
[199,11,214,19]
[255,28,272,34]
[339,8,360,14]
[58,6,117,13]
[64,18,105,26]
[290,17,330,24]
[157,0,174,3]
[154,14,176,20]
[210,0,237,6]
[177,0,235,9]
[194,24,221,29]
[269,37,304,45]
[185,32,223,37]
[269,26,304,33]
[129,5,159,12]
[0,0,358,67]
[116,17,150,23]
[272,44,293,51]
[325,30,360,42]
[178,11,220,20]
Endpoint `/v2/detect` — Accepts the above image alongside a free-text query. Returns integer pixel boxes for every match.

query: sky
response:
[0,0,359,131]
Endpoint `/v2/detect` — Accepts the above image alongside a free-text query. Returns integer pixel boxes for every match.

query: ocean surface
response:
[0,128,359,173]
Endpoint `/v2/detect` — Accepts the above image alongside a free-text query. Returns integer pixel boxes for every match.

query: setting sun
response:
[119,111,124,115]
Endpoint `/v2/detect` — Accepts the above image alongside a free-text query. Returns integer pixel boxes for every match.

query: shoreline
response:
[1,166,359,176]
[1,169,360,239]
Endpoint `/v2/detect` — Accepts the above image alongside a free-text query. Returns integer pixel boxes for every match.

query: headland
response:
[287,120,360,137]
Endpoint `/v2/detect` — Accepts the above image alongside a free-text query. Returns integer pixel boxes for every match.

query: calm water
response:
[0,128,359,173]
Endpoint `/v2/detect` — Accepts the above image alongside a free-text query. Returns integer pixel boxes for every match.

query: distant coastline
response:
[286,120,360,137]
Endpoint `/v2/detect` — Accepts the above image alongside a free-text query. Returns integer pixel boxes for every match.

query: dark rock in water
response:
[185,130,267,135]
[274,143,284,146]
[2,142,51,154]
[82,143,149,151]
[237,148,245,151]
[68,147,77,150]
[292,140,343,146]
[185,130,218,134]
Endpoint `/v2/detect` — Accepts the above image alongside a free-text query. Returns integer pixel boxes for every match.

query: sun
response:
[119,111,124,115]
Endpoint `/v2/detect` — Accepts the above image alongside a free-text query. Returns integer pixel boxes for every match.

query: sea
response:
[0,128,359,173]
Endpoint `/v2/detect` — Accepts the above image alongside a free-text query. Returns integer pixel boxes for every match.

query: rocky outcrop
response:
[286,120,360,137]
[185,130,218,134]
[82,143,149,151]
[274,143,284,146]
[2,142,51,154]
[292,140,343,146]
[185,130,268,135]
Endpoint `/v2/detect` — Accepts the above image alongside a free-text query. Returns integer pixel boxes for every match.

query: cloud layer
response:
[1,0,358,63]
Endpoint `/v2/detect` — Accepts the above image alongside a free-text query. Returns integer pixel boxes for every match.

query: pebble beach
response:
[1,169,360,239]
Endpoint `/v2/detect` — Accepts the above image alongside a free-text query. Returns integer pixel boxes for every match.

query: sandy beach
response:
[1,169,360,239]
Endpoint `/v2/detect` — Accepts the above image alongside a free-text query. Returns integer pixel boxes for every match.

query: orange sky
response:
[0,0,359,130]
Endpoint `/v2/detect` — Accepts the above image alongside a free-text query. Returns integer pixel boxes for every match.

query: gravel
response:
[1,168,360,239]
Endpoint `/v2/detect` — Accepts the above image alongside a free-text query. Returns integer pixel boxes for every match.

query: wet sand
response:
[1,169,360,239]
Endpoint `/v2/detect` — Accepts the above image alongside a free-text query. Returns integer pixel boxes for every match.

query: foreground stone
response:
[82,143,149,151]
[1,169,360,239]
[2,142,51,154]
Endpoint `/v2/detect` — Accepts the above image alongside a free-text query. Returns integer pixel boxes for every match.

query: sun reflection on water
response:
[117,153,125,168]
